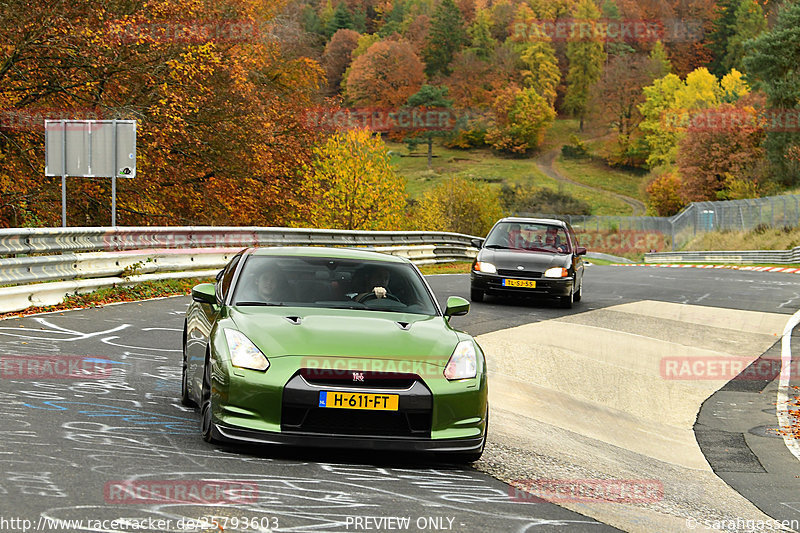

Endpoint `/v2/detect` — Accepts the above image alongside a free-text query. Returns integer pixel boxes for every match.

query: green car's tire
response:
[181,322,196,407]
[200,357,219,443]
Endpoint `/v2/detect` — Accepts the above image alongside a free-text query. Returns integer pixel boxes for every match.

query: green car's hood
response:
[228,307,460,366]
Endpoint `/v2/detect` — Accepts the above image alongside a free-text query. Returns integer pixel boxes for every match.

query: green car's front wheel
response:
[200,356,219,443]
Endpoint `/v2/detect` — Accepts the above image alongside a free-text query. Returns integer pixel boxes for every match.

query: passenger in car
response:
[255,269,295,302]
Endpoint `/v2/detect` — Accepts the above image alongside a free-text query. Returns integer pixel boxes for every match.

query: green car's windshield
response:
[232,256,439,315]
[485,222,571,254]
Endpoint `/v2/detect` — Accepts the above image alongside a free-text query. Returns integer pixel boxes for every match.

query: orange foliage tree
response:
[344,39,425,106]
[323,28,361,94]
[0,0,323,227]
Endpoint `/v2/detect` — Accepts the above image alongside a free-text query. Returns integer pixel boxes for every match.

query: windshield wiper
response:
[234,301,284,306]
[484,244,510,249]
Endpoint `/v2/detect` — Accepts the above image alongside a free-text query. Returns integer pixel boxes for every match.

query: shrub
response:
[645,171,685,216]
[561,135,589,159]
[414,177,504,235]
[501,184,592,215]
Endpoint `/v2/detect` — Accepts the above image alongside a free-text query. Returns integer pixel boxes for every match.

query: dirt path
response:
[535,147,647,215]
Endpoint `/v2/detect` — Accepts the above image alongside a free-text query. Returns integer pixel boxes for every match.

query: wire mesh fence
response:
[519,194,800,255]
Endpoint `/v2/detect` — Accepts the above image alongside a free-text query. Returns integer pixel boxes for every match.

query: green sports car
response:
[182,247,488,461]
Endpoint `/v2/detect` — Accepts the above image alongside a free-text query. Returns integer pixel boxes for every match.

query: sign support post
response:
[61,121,67,227]
[112,119,117,227]
[45,119,136,228]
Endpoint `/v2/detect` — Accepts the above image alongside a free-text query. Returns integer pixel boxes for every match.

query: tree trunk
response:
[427,138,433,169]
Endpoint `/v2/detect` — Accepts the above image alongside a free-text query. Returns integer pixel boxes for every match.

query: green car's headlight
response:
[444,340,477,380]
[224,329,269,371]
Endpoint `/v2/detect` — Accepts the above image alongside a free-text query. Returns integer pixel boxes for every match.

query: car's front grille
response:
[281,406,431,437]
[300,368,418,389]
[497,269,543,279]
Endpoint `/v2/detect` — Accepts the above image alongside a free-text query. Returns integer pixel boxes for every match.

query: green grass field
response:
[387,140,636,215]
[555,157,649,202]
[387,142,544,198]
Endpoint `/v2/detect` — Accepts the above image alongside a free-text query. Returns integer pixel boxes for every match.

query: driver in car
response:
[353,266,390,301]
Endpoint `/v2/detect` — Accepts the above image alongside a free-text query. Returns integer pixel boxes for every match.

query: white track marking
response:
[779,310,800,461]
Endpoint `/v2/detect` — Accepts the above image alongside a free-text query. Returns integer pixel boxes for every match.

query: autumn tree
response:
[646,172,685,216]
[402,14,430,55]
[564,0,606,131]
[638,68,738,169]
[519,39,560,106]
[590,53,661,166]
[676,103,764,201]
[323,29,361,94]
[743,1,800,186]
[344,40,425,106]
[296,128,407,230]
[0,0,324,227]
[445,44,519,108]
[423,0,468,77]
[486,86,556,154]
[489,0,516,42]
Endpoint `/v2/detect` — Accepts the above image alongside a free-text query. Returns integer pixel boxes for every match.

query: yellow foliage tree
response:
[414,177,503,236]
[296,129,408,230]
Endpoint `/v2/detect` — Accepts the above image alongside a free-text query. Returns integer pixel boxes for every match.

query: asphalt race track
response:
[0,265,798,533]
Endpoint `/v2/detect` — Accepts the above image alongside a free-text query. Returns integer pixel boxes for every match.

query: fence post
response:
[671,219,676,251]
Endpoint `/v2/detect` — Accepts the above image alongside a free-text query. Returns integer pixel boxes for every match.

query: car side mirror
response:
[575,247,587,256]
[192,283,218,305]
[444,296,470,318]
[470,238,484,249]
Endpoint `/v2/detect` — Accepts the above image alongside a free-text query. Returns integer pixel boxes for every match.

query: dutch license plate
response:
[318,391,399,411]
[503,278,536,288]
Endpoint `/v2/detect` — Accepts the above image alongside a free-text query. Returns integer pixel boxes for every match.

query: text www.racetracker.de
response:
[0,515,278,532]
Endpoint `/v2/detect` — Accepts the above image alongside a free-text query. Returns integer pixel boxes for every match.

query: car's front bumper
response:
[208,355,488,452]
[471,271,573,297]
[213,422,486,453]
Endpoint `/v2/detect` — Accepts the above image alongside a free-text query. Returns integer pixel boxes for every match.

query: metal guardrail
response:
[0,226,477,256]
[645,248,800,264]
[0,227,480,313]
